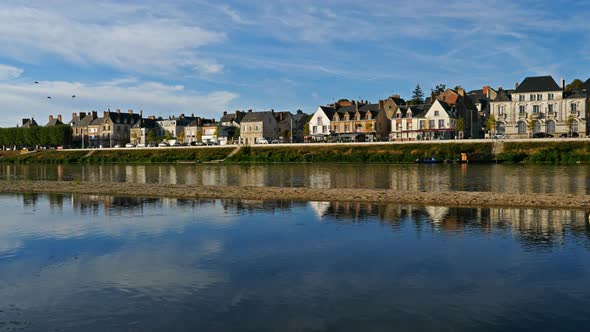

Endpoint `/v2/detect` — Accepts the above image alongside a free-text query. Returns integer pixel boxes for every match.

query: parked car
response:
[271,139,280,144]
[158,142,169,147]
[532,133,554,138]
[137,143,146,148]
[560,132,579,138]
[257,138,269,144]
[492,134,509,139]
[125,143,135,148]
[113,144,121,148]
[171,142,181,147]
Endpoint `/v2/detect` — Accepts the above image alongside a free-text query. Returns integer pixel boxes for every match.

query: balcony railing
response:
[518,112,527,119]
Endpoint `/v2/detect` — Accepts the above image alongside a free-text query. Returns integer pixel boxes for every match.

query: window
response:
[419,120,425,129]
[546,120,555,134]
[407,112,413,118]
[530,94,536,101]
[548,93,554,100]
[518,121,527,134]
[548,104,554,113]
[533,105,540,113]
[344,125,349,132]
[312,126,317,134]
[519,105,526,114]
[438,119,445,128]
[407,122,413,130]
[537,94,542,101]
[367,113,372,120]
[571,103,577,112]
[496,122,506,134]
[255,125,259,131]
[249,126,252,131]
[317,117,323,125]
[429,120,435,129]
[434,111,439,116]
[396,113,401,118]
[396,123,401,130]
[498,106,505,115]
[519,95,525,101]
[355,114,360,120]
[572,120,579,133]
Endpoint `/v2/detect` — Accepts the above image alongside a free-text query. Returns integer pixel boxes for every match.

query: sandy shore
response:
[1,180,589,209]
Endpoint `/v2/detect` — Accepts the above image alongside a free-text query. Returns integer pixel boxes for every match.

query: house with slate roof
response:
[70,111,98,147]
[46,115,63,126]
[375,95,405,141]
[490,76,588,137]
[239,110,279,144]
[390,100,457,141]
[21,118,39,128]
[308,105,337,141]
[130,116,163,146]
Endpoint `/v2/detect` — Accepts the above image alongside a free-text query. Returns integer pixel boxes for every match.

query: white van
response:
[257,138,269,144]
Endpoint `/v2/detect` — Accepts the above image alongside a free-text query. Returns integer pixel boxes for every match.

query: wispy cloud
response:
[0,64,23,80]
[0,77,238,127]
[0,2,225,76]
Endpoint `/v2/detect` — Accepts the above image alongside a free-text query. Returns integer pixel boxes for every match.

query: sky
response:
[1,0,590,127]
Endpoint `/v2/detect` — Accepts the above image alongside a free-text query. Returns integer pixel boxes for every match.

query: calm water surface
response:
[1,193,590,331]
[2,163,590,194]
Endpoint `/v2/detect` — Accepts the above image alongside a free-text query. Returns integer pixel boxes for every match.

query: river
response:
[2,163,590,194]
[1,193,589,331]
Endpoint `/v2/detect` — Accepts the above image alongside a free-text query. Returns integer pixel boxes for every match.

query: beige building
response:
[490,76,588,137]
[240,111,279,144]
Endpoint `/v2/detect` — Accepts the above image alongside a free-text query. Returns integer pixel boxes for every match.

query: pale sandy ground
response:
[1,180,589,209]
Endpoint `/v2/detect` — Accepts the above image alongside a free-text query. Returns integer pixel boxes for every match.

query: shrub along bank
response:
[0,147,234,164]
[1,141,590,164]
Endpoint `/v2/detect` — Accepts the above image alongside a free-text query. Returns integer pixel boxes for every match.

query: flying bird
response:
[47,96,52,99]
[34,81,39,84]
[72,95,76,98]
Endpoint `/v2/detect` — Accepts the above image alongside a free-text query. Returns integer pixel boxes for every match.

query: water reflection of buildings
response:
[311,201,590,248]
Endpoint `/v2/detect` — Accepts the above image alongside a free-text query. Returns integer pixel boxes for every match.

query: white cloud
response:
[0,2,225,76]
[0,78,238,127]
[0,64,23,80]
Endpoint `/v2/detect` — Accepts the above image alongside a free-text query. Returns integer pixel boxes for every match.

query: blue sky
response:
[1,0,590,127]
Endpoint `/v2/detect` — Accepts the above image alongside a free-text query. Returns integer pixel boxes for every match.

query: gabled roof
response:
[515,76,561,93]
[132,118,159,129]
[46,118,63,126]
[493,89,511,102]
[71,115,96,127]
[220,111,246,124]
[21,118,38,128]
[241,111,277,123]
[358,104,380,114]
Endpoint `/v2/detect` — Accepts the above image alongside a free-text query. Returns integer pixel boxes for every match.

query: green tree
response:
[303,122,310,136]
[432,84,446,97]
[527,115,536,136]
[177,130,185,144]
[485,115,496,133]
[165,130,172,141]
[196,129,203,143]
[566,115,575,135]
[146,128,157,144]
[565,79,584,92]
[232,127,240,139]
[408,84,424,105]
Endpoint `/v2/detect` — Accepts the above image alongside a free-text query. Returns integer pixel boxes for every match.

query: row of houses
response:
[21,108,311,147]
[309,76,590,141]
[18,75,590,146]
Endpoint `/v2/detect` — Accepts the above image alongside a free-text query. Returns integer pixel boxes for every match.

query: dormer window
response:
[407,112,413,118]
[355,114,360,120]
[367,113,372,120]
[396,113,401,118]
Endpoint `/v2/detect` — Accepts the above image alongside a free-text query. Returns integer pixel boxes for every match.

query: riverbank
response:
[1,139,590,164]
[2,180,590,209]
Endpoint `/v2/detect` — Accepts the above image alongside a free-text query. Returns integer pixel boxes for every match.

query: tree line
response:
[0,125,72,148]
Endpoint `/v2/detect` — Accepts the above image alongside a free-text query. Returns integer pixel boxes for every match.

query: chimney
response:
[223,111,227,116]
[515,82,519,90]
[116,108,120,114]
[49,115,54,122]
[92,111,97,119]
[80,112,86,118]
[431,90,436,102]
[498,86,503,91]
[197,118,203,126]
[355,102,359,111]
[457,87,465,96]
[57,114,62,122]
[191,113,194,118]
[378,99,384,110]
[128,109,133,115]
[561,77,565,90]
[393,94,400,99]
[72,112,77,120]
[104,111,109,117]
[180,113,185,118]
[248,109,252,113]
[140,110,143,118]
[483,86,489,98]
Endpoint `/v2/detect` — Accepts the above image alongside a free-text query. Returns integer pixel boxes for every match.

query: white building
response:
[308,106,335,141]
[390,100,457,140]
